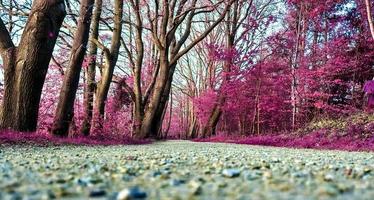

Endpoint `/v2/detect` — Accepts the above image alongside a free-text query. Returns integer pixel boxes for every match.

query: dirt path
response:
[1,140,373,199]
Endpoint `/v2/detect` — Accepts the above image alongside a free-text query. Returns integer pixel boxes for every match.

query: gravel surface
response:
[1,140,374,200]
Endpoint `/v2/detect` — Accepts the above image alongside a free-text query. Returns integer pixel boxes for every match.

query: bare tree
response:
[80,0,103,136]
[93,0,123,123]
[203,0,247,137]
[120,0,235,139]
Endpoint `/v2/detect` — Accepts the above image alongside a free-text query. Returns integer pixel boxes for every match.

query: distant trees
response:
[117,0,235,139]
[0,0,66,132]
[202,0,247,138]
[171,0,279,138]
[165,0,374,138]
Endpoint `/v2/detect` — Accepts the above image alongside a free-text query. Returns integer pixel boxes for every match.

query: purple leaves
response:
[364,80,374,94]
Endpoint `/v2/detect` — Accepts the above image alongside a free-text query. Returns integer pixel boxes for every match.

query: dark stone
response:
[89,189,106,197]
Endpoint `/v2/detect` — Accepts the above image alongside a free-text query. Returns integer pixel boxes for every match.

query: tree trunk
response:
[201,33,234,138]
[94,0,123,119]
[365,0,374,40]
[187,102,199,139]
[202,104,222,138]
[147,62,177,139]
[52,0,95,137]
[137,53,171,139]
[0,0,66,132]
[161,87,172,139]
[81,0,103,136]
[151,82,171,139]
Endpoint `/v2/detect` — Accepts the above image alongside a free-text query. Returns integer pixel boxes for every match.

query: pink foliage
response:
[194,126,374,152]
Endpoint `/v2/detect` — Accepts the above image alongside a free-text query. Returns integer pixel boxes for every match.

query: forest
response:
[0,0,373,142]
[0,0,374,199]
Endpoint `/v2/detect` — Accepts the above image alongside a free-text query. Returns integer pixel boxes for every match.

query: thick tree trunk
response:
[137,53,171,139]
[187,106,199,138]
[132,106,143,137]
[0,18,16,130]
[163,88,173,139]
[150,79,172,139]
[141,61,177,139]
[52,0,95,137]
[81,0,103,136]
[0,0,66,132]
[202,102,223,138]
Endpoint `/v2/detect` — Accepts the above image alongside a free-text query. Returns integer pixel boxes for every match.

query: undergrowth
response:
[195,112,374,151]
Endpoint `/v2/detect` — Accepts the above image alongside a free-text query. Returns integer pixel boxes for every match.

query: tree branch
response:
[170,0,235,65]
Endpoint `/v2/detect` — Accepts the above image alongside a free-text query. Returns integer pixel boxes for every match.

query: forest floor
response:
[1,141,374,200]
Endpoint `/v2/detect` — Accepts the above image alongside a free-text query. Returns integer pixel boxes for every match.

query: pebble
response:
[169,179,185,186]
[222,169,241,178]
[89,189,107,197]
[188,180,202,195]
[324,174,335,182]
[117,187,147,200]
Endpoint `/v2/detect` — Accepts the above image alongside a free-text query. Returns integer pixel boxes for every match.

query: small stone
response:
[76,178,89,186]
[324,174,334,182]
[318,184,339,196]
[170,179,185,186]
[189,181,202,195]
[292,172,307,178]
[117,187,147,200]
[263,171,272,179]
[246,173,260,180]
[344,167,352,176]
[10,192,22,200]
[218,182,227,188]
[222,169,241,178]
[150,171,161,177]
[271,157,281,163]
[89,189,106,197]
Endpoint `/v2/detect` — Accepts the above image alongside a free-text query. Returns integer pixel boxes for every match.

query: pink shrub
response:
[194,126,374,152]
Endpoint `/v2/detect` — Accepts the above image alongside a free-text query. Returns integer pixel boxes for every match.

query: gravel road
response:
[1,140,374,200]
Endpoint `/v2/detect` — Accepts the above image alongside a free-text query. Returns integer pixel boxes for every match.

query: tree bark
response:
[138,52,171,139]
[0,0,66,132]
[365,0,374,40]
[94,0,123,120]
[202,104,222,138]
[52,0,95,137]
[81,0,103,136]
[151,66,177,138]
[202,30,235,137]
